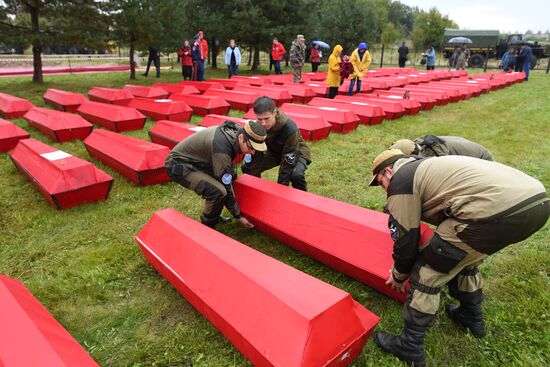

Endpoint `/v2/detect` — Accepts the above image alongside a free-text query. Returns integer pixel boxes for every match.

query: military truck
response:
[443,29,550,68]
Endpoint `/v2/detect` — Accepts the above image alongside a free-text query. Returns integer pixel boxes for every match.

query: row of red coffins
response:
[136,208,380,367]
[0,275,100,367]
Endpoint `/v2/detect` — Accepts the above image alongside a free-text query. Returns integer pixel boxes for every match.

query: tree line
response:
[0,0,457,83]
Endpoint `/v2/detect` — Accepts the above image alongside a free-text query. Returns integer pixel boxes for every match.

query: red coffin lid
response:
[0,118,29,139]
[88,87,133,102]
[9,138,112,194]
[43,89,87,106]
[169,94,230,109]
[24,107,92,130]
[123,85,169,99]
[0,275,100,367]
[0,92,34,114]
[153,83,200,95]
[77,100,146,121]
[149,120,205,143]
[127,98,193,114]
[84,129,169,171]
[199,114,248,127]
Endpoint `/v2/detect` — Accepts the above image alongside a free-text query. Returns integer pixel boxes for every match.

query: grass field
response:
[0,66,549,367]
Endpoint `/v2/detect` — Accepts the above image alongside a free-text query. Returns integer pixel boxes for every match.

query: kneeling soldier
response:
[369,149,548,366]
[242,96,312,191]
[390,135,493,161]
[165,121,267,229]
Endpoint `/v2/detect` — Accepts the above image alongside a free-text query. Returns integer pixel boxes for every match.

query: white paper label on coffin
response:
[189,126,207,132]
[40,150,72,161]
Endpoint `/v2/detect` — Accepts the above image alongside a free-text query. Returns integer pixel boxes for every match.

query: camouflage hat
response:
[243,121,267,151]
[390,139,416,155]
[297,34,305,40]
[369,149,406,186]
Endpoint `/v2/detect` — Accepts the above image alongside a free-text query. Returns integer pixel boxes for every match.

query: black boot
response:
[445,303,486,338]
[375,323,426,366]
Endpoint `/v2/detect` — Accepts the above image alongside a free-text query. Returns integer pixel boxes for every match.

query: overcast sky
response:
[399,0,550,33]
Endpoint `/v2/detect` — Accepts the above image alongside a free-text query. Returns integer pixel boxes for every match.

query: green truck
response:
[443,29,550,68]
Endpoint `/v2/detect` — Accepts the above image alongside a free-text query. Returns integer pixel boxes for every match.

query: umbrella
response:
[312,40,330,49]
[448,37,473,44]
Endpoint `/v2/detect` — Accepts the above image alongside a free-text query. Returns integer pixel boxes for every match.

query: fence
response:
[1,49,549,73]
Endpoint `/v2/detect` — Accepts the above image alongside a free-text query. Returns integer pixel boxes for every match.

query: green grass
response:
[0,66,549,367]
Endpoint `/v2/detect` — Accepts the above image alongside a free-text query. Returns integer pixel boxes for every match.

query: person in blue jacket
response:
[425,46,436,70]
[518,42,532,81]
[500,47,516,72]
[225,39,241,78]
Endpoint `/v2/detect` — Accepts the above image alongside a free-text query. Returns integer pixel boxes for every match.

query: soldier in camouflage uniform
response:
[369,149,549,367]
[165,121,267,229]
[289,34,306,83]
[390,135,493,161]
[242,97,312,191]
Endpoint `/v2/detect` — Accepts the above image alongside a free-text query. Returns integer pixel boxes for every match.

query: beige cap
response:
[243,120,267,151]
[369,149,406,186]
[297,34,305,40]
[390,139,416,155]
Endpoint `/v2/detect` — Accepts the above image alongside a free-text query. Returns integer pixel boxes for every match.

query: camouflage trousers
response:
[242,151,308,191]
[167,164,228,227]
[292,66,302,83]
[404,197,549,327]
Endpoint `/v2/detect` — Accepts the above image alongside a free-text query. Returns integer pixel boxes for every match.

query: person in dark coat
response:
[398,42,409,68]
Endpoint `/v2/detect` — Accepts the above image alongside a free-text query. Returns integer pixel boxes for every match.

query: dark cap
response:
[243,120,267,151]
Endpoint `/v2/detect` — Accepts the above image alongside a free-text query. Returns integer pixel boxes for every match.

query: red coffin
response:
[376,90,436,110]
[273,84,316,103]
[280,103,360,134]
[0,118,29,152]
[77,101,146,132]
[84,129,170,186]
[24,107,93,142]
[308,98,385,125]
[135,208,380,367]
[0,92,34,119]
[149,120,205,148]
[230,75,272,86]
[303,72,327,81]
[88,87,133,105]
[123,85,169,99]
[127,98,192,122]
[169,94,230,116]
[9,138,112,209]
[233,85,293,106]
[303,83,329,98]
[360,78,390,90]
[432,81,482,97]
[43,89,87,113]
[233,175,434,302]
[153,83,200,95]
[334,95,405,120]
[410,84,463,102]
[199,114,247,128]
[338,80,373,95]
[203,88,260,111]
[360,95,421,115]
[390,87,450,106]
[243,109,332,141]
[207,78,239,89]
[0,275,100,367]
[178,80,225,92]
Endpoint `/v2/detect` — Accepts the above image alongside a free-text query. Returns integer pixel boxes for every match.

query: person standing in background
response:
[271,37,286,75]
[289,35,306,82]
[198,30,209,80]
[310,44,321,72]
[225,39,241,78]
[178,40,193,80]
[327,44,343,99]
[398,42,409,68]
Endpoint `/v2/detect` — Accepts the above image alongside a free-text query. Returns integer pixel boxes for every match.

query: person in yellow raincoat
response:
[327,44,343,99]
[348,42,371,96]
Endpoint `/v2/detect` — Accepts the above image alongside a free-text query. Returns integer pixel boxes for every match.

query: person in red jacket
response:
[271,37,286,75]
[178,40,193,80]
[198,30,209,80]
[310,44,321,72]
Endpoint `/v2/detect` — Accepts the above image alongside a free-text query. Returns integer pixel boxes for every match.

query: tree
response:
[105,0,188,79]
[381,23,400,46]
[411,8,457,50]
[0,1,108,83]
